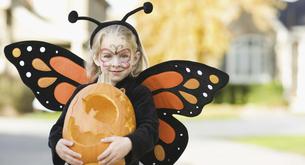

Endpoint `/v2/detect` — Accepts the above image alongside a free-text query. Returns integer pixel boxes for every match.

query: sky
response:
[106,0,138,18]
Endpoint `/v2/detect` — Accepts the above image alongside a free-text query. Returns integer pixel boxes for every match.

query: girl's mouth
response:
[109,70,123,73]
[108,70,124,76]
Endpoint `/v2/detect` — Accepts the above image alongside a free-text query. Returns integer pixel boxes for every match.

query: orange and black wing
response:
[4,41,90,111]
[136,60,229,164]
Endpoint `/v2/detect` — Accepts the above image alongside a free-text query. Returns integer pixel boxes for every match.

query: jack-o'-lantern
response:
[63,83,136,165]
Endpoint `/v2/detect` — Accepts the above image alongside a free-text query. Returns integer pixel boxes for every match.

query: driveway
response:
[1,110,305,165]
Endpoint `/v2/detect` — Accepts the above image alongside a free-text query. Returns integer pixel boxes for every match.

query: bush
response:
[0,72,35,114]
[214,82,287,106]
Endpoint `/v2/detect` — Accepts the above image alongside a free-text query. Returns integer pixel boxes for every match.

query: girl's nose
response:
[111,57,120,67]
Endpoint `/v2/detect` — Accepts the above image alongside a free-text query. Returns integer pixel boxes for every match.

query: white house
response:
[278,0,305,112]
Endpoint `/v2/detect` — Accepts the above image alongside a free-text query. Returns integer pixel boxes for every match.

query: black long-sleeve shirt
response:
[48,76,159,165]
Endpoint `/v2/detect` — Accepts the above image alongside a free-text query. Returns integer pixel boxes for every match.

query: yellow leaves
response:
[136,0,283,66]
[237,0,285,31]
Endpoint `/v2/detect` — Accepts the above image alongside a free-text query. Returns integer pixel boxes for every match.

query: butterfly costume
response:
[3,2,229,165]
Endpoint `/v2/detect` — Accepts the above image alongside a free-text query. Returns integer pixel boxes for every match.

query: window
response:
[225,34,274,84]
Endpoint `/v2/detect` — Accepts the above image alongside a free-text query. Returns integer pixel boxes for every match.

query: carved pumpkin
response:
[63,83,136,165]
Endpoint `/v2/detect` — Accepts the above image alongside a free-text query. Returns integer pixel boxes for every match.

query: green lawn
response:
[234,136,305,156]
[21,111,61,120]
[175,104,242,121]
[21,104,243,121]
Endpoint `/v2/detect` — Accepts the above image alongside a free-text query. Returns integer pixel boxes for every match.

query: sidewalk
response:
[1,113,305,165]
[177,137,305,165]
[184,109,305,137]
[0,117,55,137]
[176,109,305,165]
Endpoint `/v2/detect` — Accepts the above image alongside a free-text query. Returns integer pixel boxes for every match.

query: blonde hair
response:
[86,25,148,83]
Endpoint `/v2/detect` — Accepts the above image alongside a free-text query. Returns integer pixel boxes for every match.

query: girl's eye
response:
[120,54,129,58]
[102,54,112,58]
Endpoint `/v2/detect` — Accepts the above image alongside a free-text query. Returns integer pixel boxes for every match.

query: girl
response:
[48,24,159,165]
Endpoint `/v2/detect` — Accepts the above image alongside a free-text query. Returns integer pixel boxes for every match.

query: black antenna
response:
[68,2,154,48]
[68,11,101,25]
[121,2,153,22]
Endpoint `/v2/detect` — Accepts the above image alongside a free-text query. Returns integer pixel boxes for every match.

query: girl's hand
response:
[55,138,83,165]
[97,136,132,165]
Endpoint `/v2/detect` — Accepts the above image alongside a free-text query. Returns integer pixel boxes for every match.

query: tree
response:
[136,0,284,66]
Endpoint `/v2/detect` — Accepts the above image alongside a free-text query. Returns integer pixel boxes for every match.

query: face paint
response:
[95,34,139,85]
[99,47,131,69]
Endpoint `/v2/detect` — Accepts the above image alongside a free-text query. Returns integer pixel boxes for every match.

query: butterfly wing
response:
[141,116,189,165]
[137,60,229,164]
[137,60,229,116]
[4,41,90,111]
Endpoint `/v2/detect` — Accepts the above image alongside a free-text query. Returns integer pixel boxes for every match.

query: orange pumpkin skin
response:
[63,83,136,165]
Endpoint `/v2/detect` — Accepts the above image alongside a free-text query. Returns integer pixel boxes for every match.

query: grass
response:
[20,104,241,122]
[215,82,287,106]
[21,111,61,120]
[234,136,305,156]
[19,104,295,122]
[175,104,242,121]
[21,104,284,121]
[247,83,287,106]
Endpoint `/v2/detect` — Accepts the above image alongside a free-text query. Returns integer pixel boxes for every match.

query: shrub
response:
[0,72,35,114]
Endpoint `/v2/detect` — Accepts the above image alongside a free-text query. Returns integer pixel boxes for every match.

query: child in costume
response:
[3,2,229,165]
[49,5,159,165]
[49,26,159,165]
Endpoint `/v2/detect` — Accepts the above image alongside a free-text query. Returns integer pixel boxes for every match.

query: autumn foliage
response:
[136,0,284,66]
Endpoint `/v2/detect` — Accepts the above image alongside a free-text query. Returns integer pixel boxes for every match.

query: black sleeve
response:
[125,85,159,164]
[48,84,86,165]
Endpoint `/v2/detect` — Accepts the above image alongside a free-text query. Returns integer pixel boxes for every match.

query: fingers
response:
[59,140,81,158]
[64,146,82,159]
[56,139,83,165]
[98,136,130,165]
[98,147,111,161]
[98,136,118,161]
[99,153,116,165]
[101,136,117,143]
[64,154,83,165]
[61,139,74,147]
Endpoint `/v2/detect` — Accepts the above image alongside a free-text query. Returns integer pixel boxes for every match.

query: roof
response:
[279,0,305,28]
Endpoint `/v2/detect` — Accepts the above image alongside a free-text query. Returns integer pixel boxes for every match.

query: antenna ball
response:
[68,11,78,23]
[143,2,153,14]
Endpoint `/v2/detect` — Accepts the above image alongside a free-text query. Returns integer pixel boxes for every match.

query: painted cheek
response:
[121,62,130,69]
[101,61,111,67]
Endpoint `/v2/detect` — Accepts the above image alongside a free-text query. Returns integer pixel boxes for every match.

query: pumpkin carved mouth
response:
[63,83,135,164]
[69,117,105,145]
[69,94,119,146]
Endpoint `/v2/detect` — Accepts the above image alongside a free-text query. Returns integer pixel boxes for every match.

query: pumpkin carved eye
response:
[82,94,118,124]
